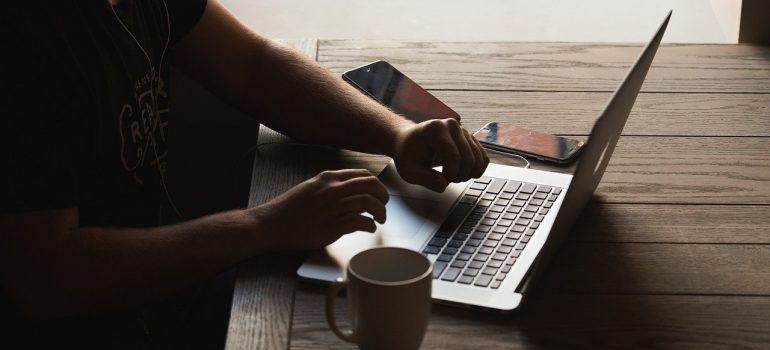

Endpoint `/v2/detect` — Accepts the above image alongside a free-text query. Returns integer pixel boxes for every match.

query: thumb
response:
[400,166,449,192]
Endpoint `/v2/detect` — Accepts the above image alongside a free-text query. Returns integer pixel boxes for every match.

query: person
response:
[0,0,489,348]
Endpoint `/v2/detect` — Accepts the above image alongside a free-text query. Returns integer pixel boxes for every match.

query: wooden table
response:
[225,39,770,349]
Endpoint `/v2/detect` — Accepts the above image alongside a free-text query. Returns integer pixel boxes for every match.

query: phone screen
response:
[342,60,461,123]
[473,123,585,162]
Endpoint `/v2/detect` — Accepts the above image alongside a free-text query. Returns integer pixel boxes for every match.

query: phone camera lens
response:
[363,67,371,73]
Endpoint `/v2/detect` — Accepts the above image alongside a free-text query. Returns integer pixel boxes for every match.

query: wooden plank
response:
[571,203,770,244]
[539,243,770,295]
[596,136,770,204]
[319,41,770,93]
[431,91,770,137]
[291,288,770,349]
[226,38,317,350]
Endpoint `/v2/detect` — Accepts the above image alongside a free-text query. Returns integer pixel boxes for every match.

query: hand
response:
[251,169,389,251]
[392,118,489,192]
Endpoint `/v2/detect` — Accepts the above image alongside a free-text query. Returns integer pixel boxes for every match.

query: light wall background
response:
[220,0,741,43]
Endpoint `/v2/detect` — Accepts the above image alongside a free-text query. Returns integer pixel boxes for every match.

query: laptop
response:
[299,11,672,312]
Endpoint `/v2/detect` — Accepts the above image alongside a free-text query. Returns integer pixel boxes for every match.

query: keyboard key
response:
[548,194,559,201]
[506,206,522,214]
[471,232,486,240]
[490,205,506,213]
[535,215,545,222]
[537,185,552,193]
[491,280,502,289]
[481,193,496,201]
[461,246,476,254]
[451,260,466,268]
[486,179,506,194]
[516,218,531,226]
[474,274,493,287]
[491,253,507,261]
[520,212,535,219]
[543,201,553,209]
[553,188,562,195]
[521,236,531,243]
[422,246,440,254]
[437,202,474,236]
[435,230,452,239]
[515,242,527,250]
[530,222,540,229]
[511,225,527,233]
[511,200,527,207]
[524,205,539,212]
[458,275,474,284]
[463,268,480,277]
[482,266,498,275]
[539,208,549,215]
[529,199,544,206]
[485,211,500,220]
[477,199,493,207]
[532,192,547,200]
[479,245,495,253]
[433,261,447,278]
[492,226,507,234]
[466,239,482,247]
[437,254,453,262]
[428,237,447,247]
[475,225,492,233]
[448,240,463,248]
[503,181,521,193]
[481,218,496,226]
[497,219,513,227]
[468,212,483,221]
[506,232,522,240]
[466,189,482,197]
[488,233,504,241]
[510,250,521,258]
[457,253,472,260]
[502,212,517,220]
[468,260,484,269]
[495,272,507,281]
[476,177,492,184]
[496,245,512,254]
[525,229,536,236]
[469,182,486,191]
[507,256,518,265]
[501,238,517,246]
[501,265,512,273]
[489,257,505,267]
[515,193,531,201]
[499,192,514,200]
[473,253,490,262]
[460,195,477,204]
[442,247,458,256]
[458,225,473,233]
[441,267,462,282]
[494,199,510,206]
[520,183,537,194]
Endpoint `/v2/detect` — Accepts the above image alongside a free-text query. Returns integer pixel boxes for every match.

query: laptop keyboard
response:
[422,177,562,289]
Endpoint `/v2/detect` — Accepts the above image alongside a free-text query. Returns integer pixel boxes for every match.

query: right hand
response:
[252,169,389,251]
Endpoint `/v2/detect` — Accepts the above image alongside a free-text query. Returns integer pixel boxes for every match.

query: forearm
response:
[3,208,265,318]
[240,39,412,156]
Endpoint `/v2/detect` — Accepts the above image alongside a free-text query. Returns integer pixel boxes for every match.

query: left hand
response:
[392,118,489,192]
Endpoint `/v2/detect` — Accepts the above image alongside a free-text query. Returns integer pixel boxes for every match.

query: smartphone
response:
[473,122,585,164]
[342,60,461,123]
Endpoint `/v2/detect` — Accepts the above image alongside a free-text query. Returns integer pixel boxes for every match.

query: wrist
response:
[385,118,415,158]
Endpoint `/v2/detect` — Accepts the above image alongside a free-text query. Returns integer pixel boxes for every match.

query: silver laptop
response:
[299,11,671,312]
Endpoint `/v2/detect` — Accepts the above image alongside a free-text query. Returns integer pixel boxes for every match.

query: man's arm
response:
[0,169,387,319]
[170,1,489,191]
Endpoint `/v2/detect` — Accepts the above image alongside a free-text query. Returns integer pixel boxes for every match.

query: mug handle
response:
[325,278,358,344]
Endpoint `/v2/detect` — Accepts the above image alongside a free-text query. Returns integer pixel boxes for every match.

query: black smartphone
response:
[342,60,461,123]
[473,122,585,164]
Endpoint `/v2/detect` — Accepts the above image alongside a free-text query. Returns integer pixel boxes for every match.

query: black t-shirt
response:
[1,0,207,331]
[2,0,206,227]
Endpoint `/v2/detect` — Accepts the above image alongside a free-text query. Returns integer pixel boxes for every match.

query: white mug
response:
[326,247,432,350]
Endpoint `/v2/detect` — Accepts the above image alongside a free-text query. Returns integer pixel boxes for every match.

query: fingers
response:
[463,128,490,178]
[335,194,387,224]
[318,169,372,182]
[335,214,377,234]
[448,121,476,181]
[426,120,462,182]
[330,175,389,205]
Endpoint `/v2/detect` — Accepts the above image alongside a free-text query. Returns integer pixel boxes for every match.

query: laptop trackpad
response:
[299,194,440,282]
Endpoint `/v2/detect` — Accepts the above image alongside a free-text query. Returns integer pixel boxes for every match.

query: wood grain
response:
[431,91,770,137]
[571,203,770,244]
[319,41,770,93]
[225,38,317,350]
[291,287,770,350]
